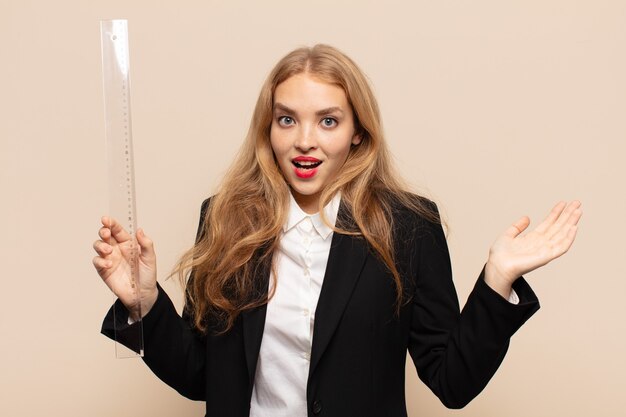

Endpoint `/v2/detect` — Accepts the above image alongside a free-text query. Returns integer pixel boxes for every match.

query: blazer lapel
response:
[242,256,271,386]
[240,203,369,383]
[242,303,267,386]
[309,206,369,376]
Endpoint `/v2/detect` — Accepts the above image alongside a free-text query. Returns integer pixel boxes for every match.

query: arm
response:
[99,199,211,400]
[407,206,539,409]
[101,283,207,400]
[408,200,581,408]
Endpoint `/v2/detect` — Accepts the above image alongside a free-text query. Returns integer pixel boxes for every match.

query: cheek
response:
[322,134,354,162]
[269,133,292,176]
[270,125,288,158]
[269,126,285,157]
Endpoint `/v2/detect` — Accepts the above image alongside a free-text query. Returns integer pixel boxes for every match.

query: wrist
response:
[127,288,158,321]
[484,260,515,299]
[140,288,159,318]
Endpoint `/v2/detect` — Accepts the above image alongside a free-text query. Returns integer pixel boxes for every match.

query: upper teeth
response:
[298,161,317,166]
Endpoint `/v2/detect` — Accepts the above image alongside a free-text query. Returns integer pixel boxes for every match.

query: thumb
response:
[136,228,156,261]
[505,216,531,238]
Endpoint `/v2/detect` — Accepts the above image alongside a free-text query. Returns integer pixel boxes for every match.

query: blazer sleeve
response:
[407,205,540,409]
[100,199,211,401]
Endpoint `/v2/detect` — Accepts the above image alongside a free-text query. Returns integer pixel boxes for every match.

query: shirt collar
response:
[283,192,341,240]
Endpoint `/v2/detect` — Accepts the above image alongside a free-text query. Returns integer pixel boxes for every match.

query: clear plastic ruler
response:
[100,19,144,358]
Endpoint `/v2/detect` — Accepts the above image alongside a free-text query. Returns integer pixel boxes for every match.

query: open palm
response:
[486,201,582,296]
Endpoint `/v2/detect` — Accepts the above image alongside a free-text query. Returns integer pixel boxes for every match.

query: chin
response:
[290,185,321,197]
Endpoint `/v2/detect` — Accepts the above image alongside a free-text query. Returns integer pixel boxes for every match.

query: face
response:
[270,73,362,214]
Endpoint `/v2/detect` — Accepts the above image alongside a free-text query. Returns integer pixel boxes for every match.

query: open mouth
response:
[292,160,322,169]
[292,157,322,178]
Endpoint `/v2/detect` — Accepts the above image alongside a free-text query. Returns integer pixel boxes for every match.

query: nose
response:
[294,124,318,151]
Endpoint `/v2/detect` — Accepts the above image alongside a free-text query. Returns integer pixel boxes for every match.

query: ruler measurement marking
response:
[101,19,143,357]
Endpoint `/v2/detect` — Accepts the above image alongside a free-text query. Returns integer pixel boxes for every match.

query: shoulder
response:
[378,192,446,260]
[385,191,441,230]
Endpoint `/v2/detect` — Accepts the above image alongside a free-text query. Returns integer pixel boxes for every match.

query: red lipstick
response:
[292,156,322,179]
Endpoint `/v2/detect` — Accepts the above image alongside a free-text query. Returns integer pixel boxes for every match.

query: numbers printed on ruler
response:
[119,37,136,291]
[102,19,139,297]
[101,18,144,356]
[117,28,135,291]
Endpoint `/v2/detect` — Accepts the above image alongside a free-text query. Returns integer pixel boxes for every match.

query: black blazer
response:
[102,198,539,417]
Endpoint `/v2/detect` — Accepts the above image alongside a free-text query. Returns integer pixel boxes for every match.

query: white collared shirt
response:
[248,193,518,416]
[250,192,341,417]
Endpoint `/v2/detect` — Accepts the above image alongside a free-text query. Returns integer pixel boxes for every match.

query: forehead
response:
[273,73,350,111]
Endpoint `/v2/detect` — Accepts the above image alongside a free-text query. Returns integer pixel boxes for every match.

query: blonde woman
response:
[93,44,582,416]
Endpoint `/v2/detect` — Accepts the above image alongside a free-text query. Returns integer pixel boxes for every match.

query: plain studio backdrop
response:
[1,1,624,416]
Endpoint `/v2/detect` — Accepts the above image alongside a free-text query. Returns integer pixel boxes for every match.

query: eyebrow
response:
[273,102,345,117]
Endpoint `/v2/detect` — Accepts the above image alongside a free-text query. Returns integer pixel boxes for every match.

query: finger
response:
[92,256,112,273]
[546,201,582,239]
[101,216,132,243]
[98,226,110,240]
[551,208,581,241]
[551,224,579,258]
[504,216,531,238]
[556,201,581,224]
[136,228,156,261]
[534,201,567,234]
[558,207,582,238]
[567,224,579,245]
[93,240,112,256]
[566,205,583,226]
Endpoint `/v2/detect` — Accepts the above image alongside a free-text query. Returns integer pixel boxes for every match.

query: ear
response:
[351,132,363,146]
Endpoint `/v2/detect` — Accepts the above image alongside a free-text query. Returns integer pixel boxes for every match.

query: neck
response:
[291,191,320,214]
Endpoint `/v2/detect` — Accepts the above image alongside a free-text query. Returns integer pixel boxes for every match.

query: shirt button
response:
[303,237,311,245]
[304,352,311,361]
[312,400,322,414]
[303,309,309,316]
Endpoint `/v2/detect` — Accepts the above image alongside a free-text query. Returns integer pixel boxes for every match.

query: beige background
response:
[2,0,624,416]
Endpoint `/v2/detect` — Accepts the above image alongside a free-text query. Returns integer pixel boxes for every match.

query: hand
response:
[92,217,158,320]
[485,201,582,298]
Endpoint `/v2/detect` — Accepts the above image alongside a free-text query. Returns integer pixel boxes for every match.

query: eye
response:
[277,116,295,126]
[321,117,337,128]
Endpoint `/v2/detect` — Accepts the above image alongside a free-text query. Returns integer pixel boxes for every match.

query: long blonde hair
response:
[174,44,438,333]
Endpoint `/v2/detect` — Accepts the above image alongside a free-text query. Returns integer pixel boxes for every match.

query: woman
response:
[93,44,582,416]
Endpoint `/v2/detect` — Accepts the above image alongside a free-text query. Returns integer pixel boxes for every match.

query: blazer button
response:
[312,400,322,414]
